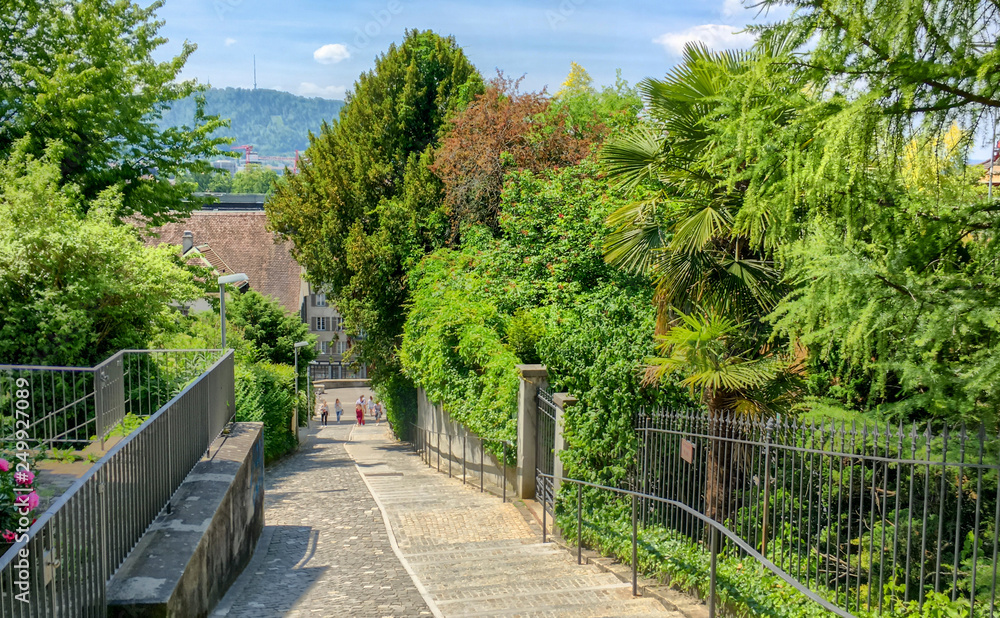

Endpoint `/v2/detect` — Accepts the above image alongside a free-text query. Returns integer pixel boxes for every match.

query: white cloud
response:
[313,43,351,65]
[225,37,237,46]
[653,24,757,56]
[298,82,347,100]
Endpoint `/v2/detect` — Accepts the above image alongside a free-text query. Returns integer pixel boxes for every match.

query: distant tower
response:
[253,55,257,90]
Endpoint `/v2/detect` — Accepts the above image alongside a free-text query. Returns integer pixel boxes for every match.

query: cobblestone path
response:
[346,424,681,618]
[212,390,432,618]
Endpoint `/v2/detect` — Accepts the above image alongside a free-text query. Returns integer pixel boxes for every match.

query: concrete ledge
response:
[107,423,265,618]
[552,393,578,409]
[516,364,548,379]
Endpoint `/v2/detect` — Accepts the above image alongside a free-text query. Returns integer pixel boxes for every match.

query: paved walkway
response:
[213,389,431,617]
[217,388,680,617]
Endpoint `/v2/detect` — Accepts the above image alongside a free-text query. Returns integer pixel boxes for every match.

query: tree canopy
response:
[0,0,229,224]
[266,30,483,412]
[0,142,198,366]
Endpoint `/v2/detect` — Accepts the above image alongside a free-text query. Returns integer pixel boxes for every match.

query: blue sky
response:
[153,0,790,99]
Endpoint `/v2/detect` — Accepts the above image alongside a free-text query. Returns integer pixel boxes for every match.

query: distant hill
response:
[159,87,344,157]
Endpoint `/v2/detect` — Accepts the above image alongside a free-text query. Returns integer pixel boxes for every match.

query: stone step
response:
[418,557,606,589]
[445,592,670,617]
[401,540,548,558]
[427,572,627,600]
[408,553,580,578]
[433,584,639,614]
[403,543,564,567]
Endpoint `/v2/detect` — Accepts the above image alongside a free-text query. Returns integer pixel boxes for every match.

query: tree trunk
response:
[704,389,735,526]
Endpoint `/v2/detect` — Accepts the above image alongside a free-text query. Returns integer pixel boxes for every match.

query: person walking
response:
[334,398,343,423]
[367,396,375,421]
[320,400,329,426]
[355,395,366,426]
[374,400,382,425]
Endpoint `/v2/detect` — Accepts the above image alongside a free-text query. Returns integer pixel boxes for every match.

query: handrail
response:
[535,471,856,618]
[405,420,854,618]
[0,350,235,573]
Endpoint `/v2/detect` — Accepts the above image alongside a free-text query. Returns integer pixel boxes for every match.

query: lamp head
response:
[217,273,249,285]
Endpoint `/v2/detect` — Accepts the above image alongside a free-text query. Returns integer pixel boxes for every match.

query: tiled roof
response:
[141,212,303,314]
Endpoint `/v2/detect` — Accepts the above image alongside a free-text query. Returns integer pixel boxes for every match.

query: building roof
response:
[142,211,302,314]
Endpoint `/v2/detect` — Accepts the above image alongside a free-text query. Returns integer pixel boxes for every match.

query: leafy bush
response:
[234,361,297,462]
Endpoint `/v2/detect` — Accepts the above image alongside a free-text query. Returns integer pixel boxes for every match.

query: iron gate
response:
[535,385,556,513]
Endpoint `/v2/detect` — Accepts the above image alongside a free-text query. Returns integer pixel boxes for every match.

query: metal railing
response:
[409,423,513,503]
[634,410,1000,617]
[0,350,234,617]
[536,387,557,513]
[1,349,222,451]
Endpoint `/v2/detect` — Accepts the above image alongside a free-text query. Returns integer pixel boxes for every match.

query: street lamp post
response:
[217,273,248,349]
[293,341,310,442]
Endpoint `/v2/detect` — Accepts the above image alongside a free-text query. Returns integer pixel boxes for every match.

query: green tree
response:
[0,142,199,366]
[227,290,315,366]
[600,43,800,522]
[231,167,278,194]
[266,30,483,430]
[711,3,1000,423]
[0,0,229,224]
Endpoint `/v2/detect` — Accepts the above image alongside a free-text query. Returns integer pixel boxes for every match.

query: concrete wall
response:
[107,423,265,618]
[416,387,513,496]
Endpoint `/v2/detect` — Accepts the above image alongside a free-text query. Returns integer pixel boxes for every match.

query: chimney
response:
[182,231,194,253]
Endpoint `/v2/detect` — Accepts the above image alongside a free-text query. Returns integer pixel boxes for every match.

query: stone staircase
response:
[348,426,683,618]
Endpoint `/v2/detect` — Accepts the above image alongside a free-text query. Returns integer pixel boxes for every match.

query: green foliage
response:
[400,161,686,458]
[234,361,297,462]
[400,251,521,441]
[159,87,344,156]
[506,308,547,365]
[0,142,199,366]
[228,290,315,366]
[231,167,279,194]
[267,30,484,432]
[697,10,1000,424]
[551,68,643,136]
[555,492,977,618]
[539,285,697,487]
[0,0,230,223]
[179,168,234,193]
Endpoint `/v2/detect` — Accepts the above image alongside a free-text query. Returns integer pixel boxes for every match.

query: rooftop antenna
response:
[253,55,257,90]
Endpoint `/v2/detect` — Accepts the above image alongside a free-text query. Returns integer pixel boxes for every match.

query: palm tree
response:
[601,41,800,523]
[650,310,800,522]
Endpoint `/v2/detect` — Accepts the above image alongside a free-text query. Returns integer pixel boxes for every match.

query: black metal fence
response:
[0,349,222,451]
[536,387,557,514]
[0,350,234,617]
[634,410,1000,617]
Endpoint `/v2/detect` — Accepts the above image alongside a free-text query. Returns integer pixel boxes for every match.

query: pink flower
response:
[2,530,15,542]
[15,492,39,511]
[0,459,8,472]
[14,470,33,486]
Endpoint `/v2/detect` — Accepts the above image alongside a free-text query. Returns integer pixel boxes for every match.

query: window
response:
[314,317,327,331]
[332,316,343,331]
[318,341,329,354]
[315,293,327,307]
[336,340,348,354]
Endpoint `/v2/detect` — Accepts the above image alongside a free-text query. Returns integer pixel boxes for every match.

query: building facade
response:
[300,283,367,380]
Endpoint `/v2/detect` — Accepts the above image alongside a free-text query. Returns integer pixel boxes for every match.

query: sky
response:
[153,0,792,100]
